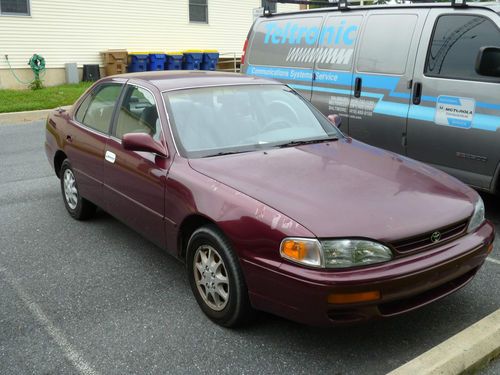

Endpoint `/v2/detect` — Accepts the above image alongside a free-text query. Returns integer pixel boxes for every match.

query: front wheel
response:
[60,160,96,220]
[187,225,254,327]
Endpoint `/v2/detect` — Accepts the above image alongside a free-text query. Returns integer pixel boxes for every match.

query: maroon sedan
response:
[45,71,495,327]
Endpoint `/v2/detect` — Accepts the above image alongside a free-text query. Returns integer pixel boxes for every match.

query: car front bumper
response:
[241,220,495,326]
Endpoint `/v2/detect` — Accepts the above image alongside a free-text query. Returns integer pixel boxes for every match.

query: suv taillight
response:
[241,39,248,66]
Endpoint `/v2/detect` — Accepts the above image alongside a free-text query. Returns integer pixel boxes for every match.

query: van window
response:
[425,15,500,81]
[357,14,417,75]
[79,84,122,134]
[316,15,362,71]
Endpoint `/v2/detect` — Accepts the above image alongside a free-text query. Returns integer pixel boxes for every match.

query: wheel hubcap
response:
[63,169,78,210]
[193,245,229,311]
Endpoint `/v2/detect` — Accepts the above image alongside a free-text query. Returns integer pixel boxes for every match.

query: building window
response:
[262,1,277,13]
[189,0,208,23]
[0,0,30,15]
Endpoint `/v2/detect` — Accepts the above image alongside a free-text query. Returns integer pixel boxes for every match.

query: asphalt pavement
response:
[1,121,499,375]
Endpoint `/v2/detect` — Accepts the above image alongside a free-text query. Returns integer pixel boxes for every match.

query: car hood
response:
[188,139,476,241]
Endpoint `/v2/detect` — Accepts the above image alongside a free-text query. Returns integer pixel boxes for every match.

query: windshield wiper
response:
[204,150,248,158]
[275,137,338,148]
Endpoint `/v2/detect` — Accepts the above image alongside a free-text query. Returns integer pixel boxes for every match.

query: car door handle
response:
[412,82,422,105]
[354,77,362,98]
[105,151,116,164]
[66,135,72,143]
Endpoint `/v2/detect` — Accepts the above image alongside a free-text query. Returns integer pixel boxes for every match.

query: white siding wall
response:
[0,0,300,69]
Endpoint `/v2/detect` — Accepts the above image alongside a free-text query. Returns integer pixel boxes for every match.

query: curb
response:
[0,106,71,125]
[388,308,500,375]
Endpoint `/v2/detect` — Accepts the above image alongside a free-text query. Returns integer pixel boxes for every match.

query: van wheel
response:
[60,160,96,220]
[186,225,254,328]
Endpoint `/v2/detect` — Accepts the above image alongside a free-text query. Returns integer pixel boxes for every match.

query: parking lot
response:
[1,120,499,375]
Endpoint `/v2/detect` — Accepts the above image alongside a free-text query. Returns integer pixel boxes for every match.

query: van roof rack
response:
[263,0,469,16]
[263,0,349,16]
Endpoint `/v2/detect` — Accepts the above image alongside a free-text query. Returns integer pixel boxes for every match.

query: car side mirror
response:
[328,114,342,129]
[475,47,500,78]
[122,132,168,157]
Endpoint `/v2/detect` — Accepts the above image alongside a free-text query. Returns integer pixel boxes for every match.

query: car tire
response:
[187,225,254,328]
[60,159,96,220]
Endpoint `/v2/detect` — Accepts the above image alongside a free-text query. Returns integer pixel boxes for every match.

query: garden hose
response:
[5,54,46,85]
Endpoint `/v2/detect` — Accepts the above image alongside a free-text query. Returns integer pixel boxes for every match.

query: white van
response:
[242,1,500,193]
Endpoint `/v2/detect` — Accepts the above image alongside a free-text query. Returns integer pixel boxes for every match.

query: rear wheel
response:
[187,225,254,327]
[60,160,96,220]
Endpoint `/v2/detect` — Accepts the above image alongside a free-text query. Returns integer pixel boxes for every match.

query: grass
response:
[0,82,93,113]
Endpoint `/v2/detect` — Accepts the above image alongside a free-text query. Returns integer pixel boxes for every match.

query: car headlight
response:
[467,197,485,233]
[280,238,392,269]
[321,239,392,268]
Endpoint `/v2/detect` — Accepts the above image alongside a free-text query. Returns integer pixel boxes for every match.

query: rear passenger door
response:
[103,83,171,249]
[348,9,428,155]
[310,13,363,130]
[407,9,500,190]
[244,14,324,100]
[68,82,124,208]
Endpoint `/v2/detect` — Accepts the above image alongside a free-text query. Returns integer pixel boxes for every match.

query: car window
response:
[357,14,417,75]
[78,84,123,134]
[425,15,500,81]
[163,85,340,158]
[115,86,161,141]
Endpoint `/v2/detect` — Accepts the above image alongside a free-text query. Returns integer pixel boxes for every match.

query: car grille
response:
[391,219,469,253]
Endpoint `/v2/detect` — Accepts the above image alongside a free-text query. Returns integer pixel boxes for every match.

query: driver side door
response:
[103,83,172,249]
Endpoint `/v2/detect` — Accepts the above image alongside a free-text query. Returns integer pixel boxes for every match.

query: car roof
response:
[107,71,280,92]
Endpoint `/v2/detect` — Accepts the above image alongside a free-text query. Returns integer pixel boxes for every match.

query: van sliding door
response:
[348,9,428,155]
[310,14,363,131]
[244,15,323,101]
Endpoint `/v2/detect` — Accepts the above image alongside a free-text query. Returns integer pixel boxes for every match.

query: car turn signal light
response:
[327,291,381,304]
[282,239,307,260]
[487,243,493,254]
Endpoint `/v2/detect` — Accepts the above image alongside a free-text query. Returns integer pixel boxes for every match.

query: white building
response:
[0,0,300,89]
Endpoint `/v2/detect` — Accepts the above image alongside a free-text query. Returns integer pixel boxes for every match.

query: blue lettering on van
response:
[264,22,358,46]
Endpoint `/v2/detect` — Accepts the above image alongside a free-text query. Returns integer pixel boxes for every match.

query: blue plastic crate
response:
[201,51,219,71]
[182,51,203,70]
[148,53,167,71]
[128,53,149,72]
[166,53,183,70]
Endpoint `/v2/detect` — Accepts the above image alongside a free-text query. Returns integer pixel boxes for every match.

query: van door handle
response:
[354,77,362,98]
[412,82,422,105]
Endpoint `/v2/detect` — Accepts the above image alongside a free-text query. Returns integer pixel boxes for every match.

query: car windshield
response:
[163,84,341,158]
